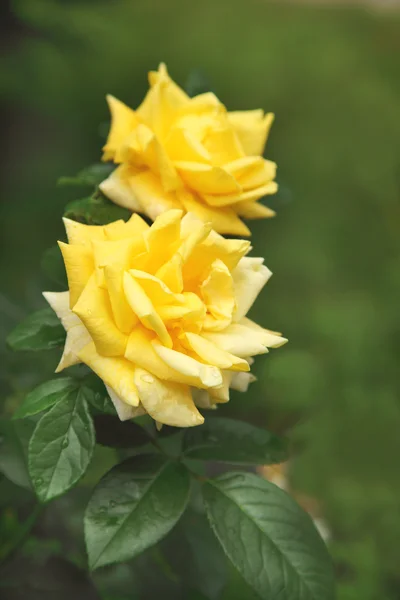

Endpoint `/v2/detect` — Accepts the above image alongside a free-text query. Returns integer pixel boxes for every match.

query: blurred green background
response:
[1,0,400,598]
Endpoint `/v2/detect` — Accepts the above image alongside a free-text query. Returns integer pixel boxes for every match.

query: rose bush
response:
[44,209,286,427]
[100,63,277,236]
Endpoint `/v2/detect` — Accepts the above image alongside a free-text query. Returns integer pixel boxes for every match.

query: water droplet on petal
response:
[141,374,154,384]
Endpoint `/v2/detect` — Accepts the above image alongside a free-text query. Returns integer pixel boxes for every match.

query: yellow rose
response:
[44,210,286,427]
[99,63,277,237]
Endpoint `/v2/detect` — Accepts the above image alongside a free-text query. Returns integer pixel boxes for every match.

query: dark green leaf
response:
[0,419,36,489]
[58,163,115,188]
[13,377,78,420]
[64,193,131,225]
[7,308,65,352]
[41,245,68,288]
[28,388,95,502]
[93,414,151,448]
[183,417,288,465]
[85,455,191,569]
[162,511,227,599]
[203,473,335,600]
[184,69,213,97]
[83,373,116,416]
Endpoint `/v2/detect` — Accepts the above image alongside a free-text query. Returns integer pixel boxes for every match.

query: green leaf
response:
[7,308,65,352]
[41,245,68,288]
[93,414,151,448]
[28,388,95,502]
[0,419,36,489]
[183,417,288,465]
[58,163,115,188]
[162,511,227,599]
[203,473,335,600]
[82,373,116,416]
[64,193,131,225]
[85,455,191,569]
[13,377,78,420]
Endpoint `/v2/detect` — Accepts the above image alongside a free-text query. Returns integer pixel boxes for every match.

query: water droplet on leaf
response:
[62,438,69,448]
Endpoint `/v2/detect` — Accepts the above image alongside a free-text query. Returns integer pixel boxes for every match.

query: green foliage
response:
[93,414,150,449]
[183,417,288,465]
[13,377,79,420]
[28,387,95,502]
[41,245,68,288]
[7,308,65,352]
[203,473,335,600]
[2,0,398,596]
[58,163,115,188]
[0,418,36,489]
[84,456,191,570]
[64,193,131,225]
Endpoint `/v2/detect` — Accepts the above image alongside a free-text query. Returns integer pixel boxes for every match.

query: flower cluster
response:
[100,63,277,236]
[44,210,286,427]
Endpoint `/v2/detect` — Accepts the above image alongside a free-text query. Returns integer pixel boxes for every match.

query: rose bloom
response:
[44,210,286,427]
[100,63,277,237]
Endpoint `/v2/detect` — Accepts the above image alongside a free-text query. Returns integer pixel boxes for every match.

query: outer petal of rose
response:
[184,332,249,372]
[104,265,137,334]
[43,291,91,372]
[178,213,212,263]
[123,272,172,347]
[230,371,257,392]
[104,212,149,241]
[209,371,231,403]
[128,270,178,307]
[165,127,211,163]
[127,170,182,221]
[137,63,189,140]
[73,274,128,357]
[192,389,216,410]
[239,317,288,347]
[235,201,276,219]
[105,385,146,421]
[152,343,223,389]
[178,189,250,236]
[202,125,244,167]
[102,95,139,162]
[227,110,274,156]
[99,165,143,212]
[232,257,272,322]
[202,182,278,208]
[225,156,276,190]
[156,292,205,328]
[126,328,221,391]
[183,234,250,293]
[78,342,139,407]
[155,253,184,294]
[62,218,107,247]
[174,161,240,195]
[201,259,235,330]
[92,237,139,288]
[123,124,181,192]
[134,367,203,427]
[144,209,182,269]
[202,323,283,357]
[58,241,95,308]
